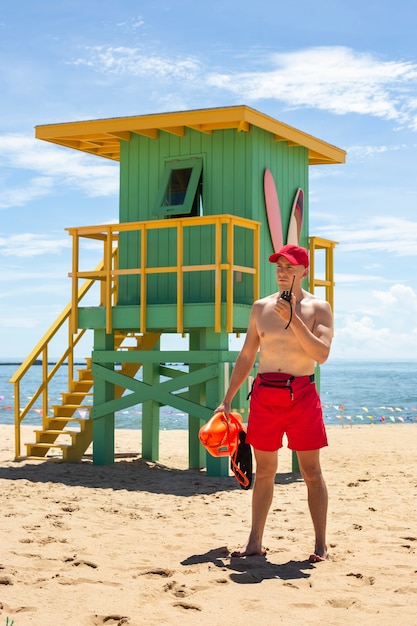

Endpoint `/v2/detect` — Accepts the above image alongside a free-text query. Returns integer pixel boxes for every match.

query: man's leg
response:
[232,449,278,557]
[297,449,328,561]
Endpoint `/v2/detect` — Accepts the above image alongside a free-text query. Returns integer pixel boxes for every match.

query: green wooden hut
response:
[11,105,345,475]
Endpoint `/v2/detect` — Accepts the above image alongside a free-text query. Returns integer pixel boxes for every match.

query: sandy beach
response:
[0,423,416,625]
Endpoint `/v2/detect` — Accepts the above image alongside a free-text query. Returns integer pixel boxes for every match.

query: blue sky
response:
[1,0,417,362]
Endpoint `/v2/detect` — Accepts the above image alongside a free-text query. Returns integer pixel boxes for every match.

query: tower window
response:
[153,158,203,217]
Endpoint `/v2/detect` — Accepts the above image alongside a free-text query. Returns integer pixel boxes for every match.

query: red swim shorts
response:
[246,372,328,452]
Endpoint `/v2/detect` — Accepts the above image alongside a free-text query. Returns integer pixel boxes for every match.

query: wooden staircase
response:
[25,332,161,461]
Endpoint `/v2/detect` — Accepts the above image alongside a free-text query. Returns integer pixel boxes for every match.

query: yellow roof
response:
[35,105,346,165]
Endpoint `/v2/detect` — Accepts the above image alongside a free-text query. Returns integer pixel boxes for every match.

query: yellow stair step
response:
[46,419,90,430]
[25,456,65,462]
[33,429,79,439]
[52,404,91,410]
[26,442,71,449]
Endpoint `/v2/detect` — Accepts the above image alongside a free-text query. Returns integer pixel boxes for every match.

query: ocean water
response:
[319,360,417,426]
[1,360,416,429]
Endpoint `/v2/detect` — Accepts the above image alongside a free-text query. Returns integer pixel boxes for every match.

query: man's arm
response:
[215,304,260,416]
[290,298,333,364]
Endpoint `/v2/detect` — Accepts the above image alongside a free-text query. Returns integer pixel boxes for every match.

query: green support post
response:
[92,330,115,465]
[188,333,206,469]
[142,354,161,461]
[291,451,300,473]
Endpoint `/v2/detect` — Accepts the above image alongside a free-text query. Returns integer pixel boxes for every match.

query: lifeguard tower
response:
[11,105,345,475]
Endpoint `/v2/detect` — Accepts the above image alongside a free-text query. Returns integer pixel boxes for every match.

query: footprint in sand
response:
[346,572,375,585]
[0,602,37,618]
[163,580,198,598]
[61,504,80,513]
[64,556,98,568]
[72,559,98,569]
[51,520,70,530]
[326,597,360,609]
[88,615,130,625]
[38,535,68,545]
[173,602,202,612]
[0,575,14,585]
[138,568,173,578]
[165,581,186,597]
[394,586,417,595]
[401,536,416,550]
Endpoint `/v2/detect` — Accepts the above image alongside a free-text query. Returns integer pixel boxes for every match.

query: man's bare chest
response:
[257,301,315,338]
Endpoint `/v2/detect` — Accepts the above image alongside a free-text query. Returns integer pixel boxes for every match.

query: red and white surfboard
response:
[263,168,283,252]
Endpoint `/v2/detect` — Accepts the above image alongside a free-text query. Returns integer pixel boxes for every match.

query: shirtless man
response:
[215,244,333,563]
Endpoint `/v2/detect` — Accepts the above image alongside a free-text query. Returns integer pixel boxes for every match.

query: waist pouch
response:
[248,373,314,408]
[258,374,295,407]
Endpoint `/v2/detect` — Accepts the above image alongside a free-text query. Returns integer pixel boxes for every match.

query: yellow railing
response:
[309,236,338,311]
[67,215,261,335]
[9,260,110,459]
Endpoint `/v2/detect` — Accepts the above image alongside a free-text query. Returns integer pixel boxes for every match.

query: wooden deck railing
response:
[66,215,261,335]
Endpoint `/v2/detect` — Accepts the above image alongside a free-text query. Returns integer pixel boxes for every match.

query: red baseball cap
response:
[269,244,309,268]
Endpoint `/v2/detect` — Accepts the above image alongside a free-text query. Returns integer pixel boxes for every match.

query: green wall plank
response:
[117,125,309,309]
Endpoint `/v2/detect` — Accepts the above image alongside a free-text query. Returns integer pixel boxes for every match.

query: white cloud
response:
[335,273,385,285]
[1,314,40,329]
[0,176,53,209]
[0,134,119,207]
[207,46,417,126]
[332,315,393,358]
[0,267,68,283]
[315,216,417,256]
[70,44,417,130]
[333,315,417,360]
[332,283,417,359]
[0,233,71,257]
[115,17,145,32]
[347,144,406,159]
[371,283,417,319]
[71,46,201,81]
